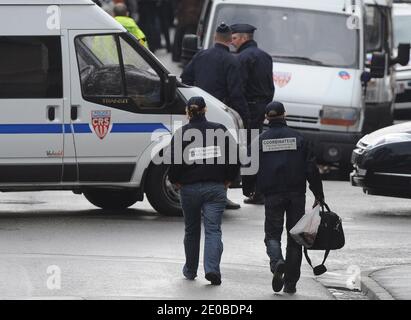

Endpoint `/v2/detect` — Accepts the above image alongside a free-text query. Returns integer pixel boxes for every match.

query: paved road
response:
[0,180,410,299]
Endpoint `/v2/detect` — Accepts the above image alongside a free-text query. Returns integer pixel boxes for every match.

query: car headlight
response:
[320,106,359,127]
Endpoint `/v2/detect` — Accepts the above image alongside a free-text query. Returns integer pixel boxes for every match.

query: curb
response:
[361,270,395,300]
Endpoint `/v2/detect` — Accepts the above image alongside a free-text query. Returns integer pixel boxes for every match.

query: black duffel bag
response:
[303,203,345,276]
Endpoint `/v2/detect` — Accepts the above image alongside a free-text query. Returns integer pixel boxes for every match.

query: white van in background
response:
[393,1,411,119]
[0,0,242,216]
[184,0,410,170]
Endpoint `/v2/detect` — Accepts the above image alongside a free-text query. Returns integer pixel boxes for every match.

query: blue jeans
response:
[264,192,305,286]
[180,182,227,278]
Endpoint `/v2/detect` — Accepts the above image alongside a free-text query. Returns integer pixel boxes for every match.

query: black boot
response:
[244,193,264,205]
[226,198,241,210]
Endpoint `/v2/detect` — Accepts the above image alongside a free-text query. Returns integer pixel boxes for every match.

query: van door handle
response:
[71,105,79,121]
[47,105,57,121]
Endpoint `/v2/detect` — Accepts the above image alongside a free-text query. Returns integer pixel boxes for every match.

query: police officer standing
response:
[168,96,240,285]
[230,24,275,205]
[245,101,324,294]
[181,23,249,210]
[113,3,148,48]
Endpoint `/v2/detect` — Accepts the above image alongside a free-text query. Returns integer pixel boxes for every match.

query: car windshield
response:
[210,5,359,68]
[394,15,411,47]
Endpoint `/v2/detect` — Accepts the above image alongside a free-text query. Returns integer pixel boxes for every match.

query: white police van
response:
[186,0,409,170]
[0,0,242,215]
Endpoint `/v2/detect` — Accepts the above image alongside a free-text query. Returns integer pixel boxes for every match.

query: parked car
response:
[350,121,411,198]
[393,2,411,119]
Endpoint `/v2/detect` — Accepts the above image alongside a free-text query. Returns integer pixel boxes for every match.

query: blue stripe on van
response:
[0,124,63,134]
[72,124,92,133]
[111,123,169,133]
[0,123,169,134]
[63,124,72,134]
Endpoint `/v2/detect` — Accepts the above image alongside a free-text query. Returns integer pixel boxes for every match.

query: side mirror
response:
[181,34,200,65]
[390,43,411,66]
[370,52,386,79]
[165,74,177,103]
[360,71,371,85]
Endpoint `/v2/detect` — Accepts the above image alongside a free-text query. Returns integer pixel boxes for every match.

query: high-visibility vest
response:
[115,16,148,49]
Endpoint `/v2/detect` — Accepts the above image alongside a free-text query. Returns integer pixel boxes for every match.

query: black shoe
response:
[183,267,197,280]
[272,260,285,292]
[205,272,222,285]
[283,284,296,294]
[244,195,264,205]
[226,198,241,210]
[183,273,197,280]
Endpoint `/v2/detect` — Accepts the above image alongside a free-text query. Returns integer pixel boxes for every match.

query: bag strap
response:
[303,247,313,268]
[304,248,330,276]
[320,203,331,216]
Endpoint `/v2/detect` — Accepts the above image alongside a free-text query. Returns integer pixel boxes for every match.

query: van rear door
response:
[0,34,64,183]
[68,30,171,184]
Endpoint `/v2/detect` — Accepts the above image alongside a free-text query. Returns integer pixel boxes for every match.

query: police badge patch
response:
[91,110,111,139]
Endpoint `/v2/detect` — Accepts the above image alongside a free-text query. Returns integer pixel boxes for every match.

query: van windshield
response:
[394,15,411,47]
[211,5,359,69]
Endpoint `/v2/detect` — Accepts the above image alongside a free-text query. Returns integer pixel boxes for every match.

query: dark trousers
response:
[172,24,197,62]
[244,101,267,198]
[138,2,161,52]
[180,182,227,278]
[156,1,172,52]
[264,192,305,286]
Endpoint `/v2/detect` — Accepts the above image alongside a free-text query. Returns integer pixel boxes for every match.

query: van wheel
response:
[84,189,139,210]
[145,164,182,216]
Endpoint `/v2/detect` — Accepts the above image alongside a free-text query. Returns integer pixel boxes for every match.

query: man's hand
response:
[173,183,182,190]
[312,198,325,208]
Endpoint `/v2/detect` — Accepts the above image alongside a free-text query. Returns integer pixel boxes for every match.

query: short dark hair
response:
[113,3,128,17]
[215,32,232,43]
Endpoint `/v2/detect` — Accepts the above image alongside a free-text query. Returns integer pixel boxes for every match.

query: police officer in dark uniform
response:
[245,101,324,294]
[168,96,240,285]
[181,23,249,210]
[230,24,274,205]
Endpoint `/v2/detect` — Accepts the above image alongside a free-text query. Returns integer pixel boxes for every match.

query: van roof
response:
[0,0,93,5]
[210,0,392,9]
[0,0,123,35]
[393,2,411,14]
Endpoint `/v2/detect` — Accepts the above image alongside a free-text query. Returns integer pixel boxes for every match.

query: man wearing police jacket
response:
[243,101,324,295]
[168,96,240,285]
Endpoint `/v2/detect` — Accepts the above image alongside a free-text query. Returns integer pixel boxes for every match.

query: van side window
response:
[75,35,124,96]
[119,37,161,108]
[76,34,162,109]
[365,6,383,53]
[0,36,63,99]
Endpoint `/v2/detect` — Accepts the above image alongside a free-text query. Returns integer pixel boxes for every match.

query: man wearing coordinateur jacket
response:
[243,101,324,295]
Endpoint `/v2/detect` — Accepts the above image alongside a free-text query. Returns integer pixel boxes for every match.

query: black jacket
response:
[168,115,240,185]
[244,119,324,199]
[236,40,274,103]
[181,43,249,122]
